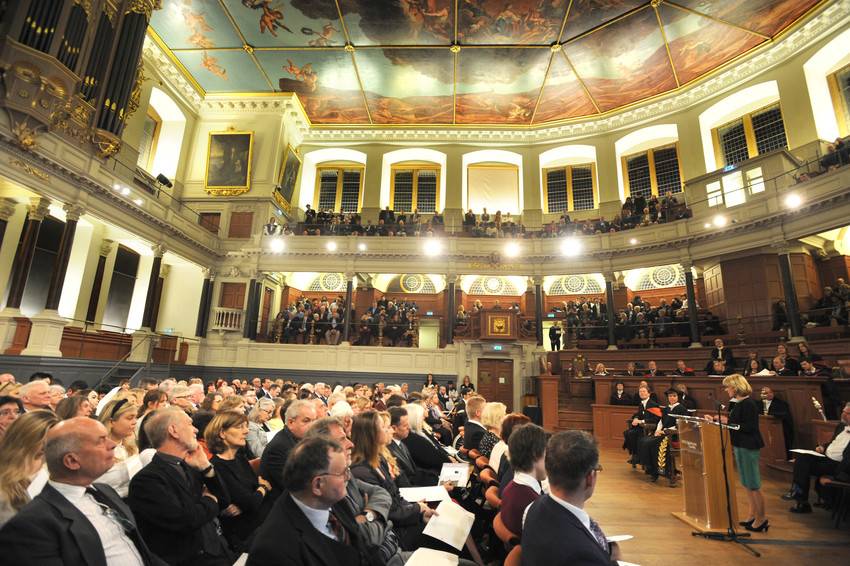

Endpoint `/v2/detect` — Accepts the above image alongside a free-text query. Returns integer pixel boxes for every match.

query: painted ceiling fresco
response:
[149,0,823,126]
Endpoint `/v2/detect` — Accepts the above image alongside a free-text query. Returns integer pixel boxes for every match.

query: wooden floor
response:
[582,447,850,566]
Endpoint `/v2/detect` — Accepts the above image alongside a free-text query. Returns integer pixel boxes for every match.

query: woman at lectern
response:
[706,374,768,533]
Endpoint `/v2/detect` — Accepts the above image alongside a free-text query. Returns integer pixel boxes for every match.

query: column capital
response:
[771,242,792,255]
[344,272,357,283]
[100,239,115,257]
[159,264,171,279]
[0,198,16,221]
[446,273,459,285]
[63,203,85,222]
[202,267,216,280]
[531,275,544,286]
[151,244,166,258]
[28,197,50,221]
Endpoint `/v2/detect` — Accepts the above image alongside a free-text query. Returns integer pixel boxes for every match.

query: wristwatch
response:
[364,510,375,523]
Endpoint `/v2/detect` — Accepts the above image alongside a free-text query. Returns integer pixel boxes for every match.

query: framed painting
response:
[274,145,301,214]
[204,131,254,195]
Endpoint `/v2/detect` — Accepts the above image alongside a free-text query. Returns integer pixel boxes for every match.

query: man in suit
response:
[0,417,166,565]
[784,402,850,513]
[643,360,664,378]
[549,322,562,351]
[462,396,487,452]
[623,386,662,467]
[638,389,689,485]
[673,359,695,377]
[760,386,794,458]
[706,338,735,372]
[305,417,405,566]
[127,408,231,566]
[708,359,733,376]
[522,431,622,565]
[248,437,367,566]
[260,399,318,500]
[772,356,797,377]
[673,383,697,411]
[388,406,438,487]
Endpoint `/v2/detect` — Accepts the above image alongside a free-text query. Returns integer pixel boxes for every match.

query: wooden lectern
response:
[672,418,739,533]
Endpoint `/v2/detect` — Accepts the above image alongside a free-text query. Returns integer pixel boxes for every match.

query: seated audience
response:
[743,358,764,377]
[387,406,425,487]
[0,417,164,565]
[672,359,695,376]
[623,386,662,468]
[246,397,275,458]
[402,403,455,482]
[96,399,146,498]
[771,356,797,376]
[760,386,793,458]
[523,431,623,565]
[18,379,52,412]
[609,382,632,406]
[489,413,531,477]
[643,360,664,377]
[783,402,850,513]
[500,423,547,538]
[462,396,487,452]
[709,359,733,376]
[259,399,317,500]
[774,343,800,373]
[479,401,507,458]
[673,383,697,411]
[56,395,93,420]
[206,411,273,553]
[0,410,58,527]
[128,408,232,566]
[707,338,735,371]
[0,395,23,439]
[637,389,688,484]
[247,438,368,566]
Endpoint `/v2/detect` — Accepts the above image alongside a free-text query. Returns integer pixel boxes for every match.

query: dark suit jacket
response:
[259,427,299,498]
[522,494,615,565]
[463,421,487,451]
[403,431,452,480]
[127,453,230,566]
[0,483,166,566]
[247,493,363,566]
[388,440,415,488]
[709,347,735,367]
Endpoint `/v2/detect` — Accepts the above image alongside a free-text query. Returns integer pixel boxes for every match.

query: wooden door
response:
[219,282,246,309]
[260,287,273,337]
[477,359,514,411]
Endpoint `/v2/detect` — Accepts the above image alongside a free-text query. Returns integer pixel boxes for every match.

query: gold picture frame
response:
[204,130,254,196]
[274,144,301,214]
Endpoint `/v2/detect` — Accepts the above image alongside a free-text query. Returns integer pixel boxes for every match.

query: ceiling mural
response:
[148,0,823,126]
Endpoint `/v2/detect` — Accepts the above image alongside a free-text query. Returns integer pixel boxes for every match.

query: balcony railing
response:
[211,308,245,332]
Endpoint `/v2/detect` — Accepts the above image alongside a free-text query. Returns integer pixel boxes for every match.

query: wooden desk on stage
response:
[811,419,841,446]
[592,375,826,449]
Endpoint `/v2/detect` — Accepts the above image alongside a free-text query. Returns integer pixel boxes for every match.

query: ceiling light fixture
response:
[120,187,131,196]
[269,238,285,254]
[504,241,520,257]
[784,193,802,209]
[326,241,338,252]
[629,238,638,245]
[423,239,442,257]
[133,198,144,206]
[561,237,581,257]
[712,215,727,228]
[358,242,367,252]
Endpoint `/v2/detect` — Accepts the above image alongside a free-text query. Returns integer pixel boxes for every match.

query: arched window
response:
[381,149,447,213]
[539,146,598,213]
[138,87,186,180]
[615,125,682,202]
[299,149,367,213]
[803,27,850,140]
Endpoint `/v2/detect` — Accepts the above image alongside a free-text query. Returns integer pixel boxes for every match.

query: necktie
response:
[588,517,609,554]
[86,487,147,560]
[327,510,350,545]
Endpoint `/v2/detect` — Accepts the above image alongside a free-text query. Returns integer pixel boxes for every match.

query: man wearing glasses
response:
[249,437,366,566]
[0,417,166,565]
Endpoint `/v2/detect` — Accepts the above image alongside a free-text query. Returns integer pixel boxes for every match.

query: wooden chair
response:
[249,457,261,474]
[493,512,519,546]
[479,467,498,487]
[505,545,521,566]
[468,449,481,460]
[485,485,502,509]
[475,455,490,471]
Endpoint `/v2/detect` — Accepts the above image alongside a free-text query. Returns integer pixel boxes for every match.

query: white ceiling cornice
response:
[141,36,202,112]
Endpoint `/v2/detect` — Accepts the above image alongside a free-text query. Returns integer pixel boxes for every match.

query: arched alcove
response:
[461,150,523,214]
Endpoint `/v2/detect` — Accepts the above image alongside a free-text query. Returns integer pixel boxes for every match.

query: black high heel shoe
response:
[745,520,769,532]
[738,518,755,528]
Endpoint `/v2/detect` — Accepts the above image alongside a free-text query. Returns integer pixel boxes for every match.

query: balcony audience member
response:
[479,402,508,458]
[774,343,800,373]
[260,399,318,500]
[706,374,767,532]
[643,360,664,377]
[246,397,275,458]
[743,358,764,377]
[522,431,623,565]
[0,417,165,565]
[623,386,661,468]
[795,341,822,364]
[0,410,59,527]
[19,379,53,413]
[609,382,632,406]
[594,363,609,376]
[128,408,232,566]
[549,321,562,351]
[771,356,797,377]
[205,411,272,553]
[637,389,688,484]
[709,359,733,376]
[783,402,850,514]
[760,386,794,459]
[500,423,547,539]
[707,338,735,372]
[351,410,434,550]
[673,359,695,376]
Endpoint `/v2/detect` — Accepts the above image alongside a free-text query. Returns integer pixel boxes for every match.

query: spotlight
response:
[113,183,121,191]
[561,237,581,257]
[120,187,131,196]
[269,238,285,253]
[629,238,638,245]
[504,241,520,258]
[155,174,173,188]
[712,215,727,228]
[423,239,442,257]
[784,193,802,209]
[704,222,712,229]
[133,198,144,206]
[326,240,338,252]
[357,242,367,252]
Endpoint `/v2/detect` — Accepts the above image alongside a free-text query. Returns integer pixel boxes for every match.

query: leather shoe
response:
[789,502,812,514]
[781,491,797,501]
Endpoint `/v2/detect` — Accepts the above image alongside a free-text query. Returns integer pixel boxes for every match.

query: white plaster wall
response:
[157,264,204,336]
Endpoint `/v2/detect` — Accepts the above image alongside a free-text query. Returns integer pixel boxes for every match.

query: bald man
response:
[0,418,165,565]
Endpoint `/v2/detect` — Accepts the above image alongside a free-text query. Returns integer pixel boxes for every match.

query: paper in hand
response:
[790,448,826,458]
[423,499,475,551]
[438,463,470,487]
[607,535,634,543]
[400,486,450,503]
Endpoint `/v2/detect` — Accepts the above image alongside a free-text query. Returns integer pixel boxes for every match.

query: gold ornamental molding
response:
[9,157,49,181]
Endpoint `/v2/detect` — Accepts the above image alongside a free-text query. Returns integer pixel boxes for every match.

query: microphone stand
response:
[690,403,760,558]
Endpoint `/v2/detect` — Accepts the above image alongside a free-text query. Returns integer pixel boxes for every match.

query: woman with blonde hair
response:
[246,397,275,458]
[96,399,143,497]
[0,410,59,527]
[706,374,768,532]
[478,401,507,458]
[219,395,246,414]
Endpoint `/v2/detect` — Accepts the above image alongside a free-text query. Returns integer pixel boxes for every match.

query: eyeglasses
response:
[0,409,20,417]
[316,466,351,481]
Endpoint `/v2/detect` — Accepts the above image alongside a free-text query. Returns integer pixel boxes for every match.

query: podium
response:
[672,417,739,533]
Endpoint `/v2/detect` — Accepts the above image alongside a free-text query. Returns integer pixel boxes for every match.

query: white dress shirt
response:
[512,472,542,495]
[826,427,850,462]
[48,481,143,566]
[546,491,599,542]
[290,493,336,540]
[489,441,509,473]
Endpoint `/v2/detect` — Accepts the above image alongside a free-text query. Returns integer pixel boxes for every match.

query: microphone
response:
[714,400,726,411]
